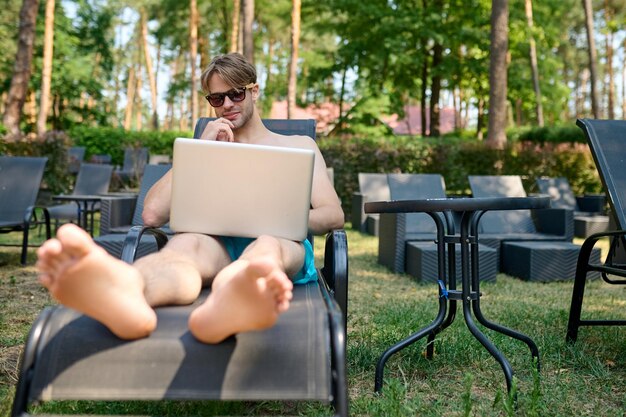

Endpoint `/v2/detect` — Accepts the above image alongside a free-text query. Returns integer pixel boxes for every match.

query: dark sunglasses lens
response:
[230,90,246,102]
[206,87,249,107]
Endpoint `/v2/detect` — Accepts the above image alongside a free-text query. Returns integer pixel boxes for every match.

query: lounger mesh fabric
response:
[27,285,330,402]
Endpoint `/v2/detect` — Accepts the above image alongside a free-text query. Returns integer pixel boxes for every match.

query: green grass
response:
[1,227,625,416]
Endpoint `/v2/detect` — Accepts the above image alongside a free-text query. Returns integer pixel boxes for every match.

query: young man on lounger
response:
[36,52,344,343]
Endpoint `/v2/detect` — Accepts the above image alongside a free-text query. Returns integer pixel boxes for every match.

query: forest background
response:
[0,0,625,211]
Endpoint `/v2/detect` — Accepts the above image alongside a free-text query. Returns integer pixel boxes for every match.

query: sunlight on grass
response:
[0,226,625,416]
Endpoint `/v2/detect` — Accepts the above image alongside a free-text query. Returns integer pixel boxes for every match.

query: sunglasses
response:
[205,83,255,107]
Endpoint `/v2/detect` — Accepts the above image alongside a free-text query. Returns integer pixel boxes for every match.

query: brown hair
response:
[200,53,257,93]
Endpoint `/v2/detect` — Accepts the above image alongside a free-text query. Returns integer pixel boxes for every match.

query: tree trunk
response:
[230,0,240,53]
[524,0,543,126]
[429,42,442,137]
[420,47,428,136]
[140,9,159,130]
[486,0,509,148]
[135,73,143,131]
[3,0,39,137]
[604,0,614,119]
[287,0,301,119]
[190,0,199,126]
[582,0,599,118]
[123,65,136,130]
[242,0,254,63]
[37,0,55,136]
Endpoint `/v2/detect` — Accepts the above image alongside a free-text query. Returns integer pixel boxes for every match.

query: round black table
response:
[52,194,104,236]
[365,196,550,394]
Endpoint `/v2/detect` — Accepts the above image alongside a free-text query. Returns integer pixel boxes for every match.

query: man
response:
[37,53,344,344]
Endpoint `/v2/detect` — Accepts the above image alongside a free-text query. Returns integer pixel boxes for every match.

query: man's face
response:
[207,74,257,130]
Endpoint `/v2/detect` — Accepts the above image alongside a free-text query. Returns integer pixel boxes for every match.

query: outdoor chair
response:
[88,154,112,164]
[535,176,609,238]
[12,118,349,417]
[566,118,626,343]
[351,173,390,235]
[0,156,51,265]
[95,164,172,259]
[469,175,600,282]
[377,173,498,282]
[67,146,85,174]
[46,163,114,231]
[113,147,149,185]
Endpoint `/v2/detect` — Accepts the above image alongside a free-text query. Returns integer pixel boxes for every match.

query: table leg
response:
[469,212,540,371]
[460,212,515,393]
[374,300,448,393]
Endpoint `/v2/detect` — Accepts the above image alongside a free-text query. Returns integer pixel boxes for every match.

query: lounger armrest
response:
[120,225,169,264]
[532,208,574,240]
[576,194,606,214]
[320,229,348,322]
[99,196,138,235]
[351,192,368,232]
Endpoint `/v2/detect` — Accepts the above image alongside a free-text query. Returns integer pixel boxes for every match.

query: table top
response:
[364,196,551,214]
[53,194,104,202]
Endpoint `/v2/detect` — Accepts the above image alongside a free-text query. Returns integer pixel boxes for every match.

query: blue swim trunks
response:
[219,236,318,285]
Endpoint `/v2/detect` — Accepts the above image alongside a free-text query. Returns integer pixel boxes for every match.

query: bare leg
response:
[188,235,302,343]
[37,224,157,339]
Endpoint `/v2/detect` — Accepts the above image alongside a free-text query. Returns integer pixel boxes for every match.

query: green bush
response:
[1,131,74,199]
[319,136,601,217]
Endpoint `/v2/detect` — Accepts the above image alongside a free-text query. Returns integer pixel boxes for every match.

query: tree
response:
[524,0,543,126]
[230,0,240,53]
[486,0,509,148]
[287,0,300,119]
[242,0,254,63]
[36,0,54,135]
[140,8,159,129]
[582,0,599,118]
[3,0,39,137]
[189,0,198,126]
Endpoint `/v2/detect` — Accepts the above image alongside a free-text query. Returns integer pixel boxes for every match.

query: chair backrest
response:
[131,164,173,225]
[535,177,578,211]
[468,175,537,233]
[387,173,447,233]
[90,154,112,164]
[358,173,390,202]
[193,117,317,140]
[73,163,114,196]
[0,156,48,224]
[577,119,626,229]
[122,147,149,176]
[67,146,86,174]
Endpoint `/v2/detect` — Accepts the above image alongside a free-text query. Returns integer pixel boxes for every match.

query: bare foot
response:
[37,224,157,339]
[188,257,293,343]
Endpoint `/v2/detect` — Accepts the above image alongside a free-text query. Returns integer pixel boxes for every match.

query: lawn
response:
[0,226,625,416]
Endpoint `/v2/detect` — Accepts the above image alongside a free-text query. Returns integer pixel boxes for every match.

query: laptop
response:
[169,138,315,241]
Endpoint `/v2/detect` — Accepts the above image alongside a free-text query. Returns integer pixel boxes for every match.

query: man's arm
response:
[142,170,173,227]
[308,146,344,235]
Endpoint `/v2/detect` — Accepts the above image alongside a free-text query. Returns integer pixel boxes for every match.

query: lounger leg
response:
[566,237,597,343]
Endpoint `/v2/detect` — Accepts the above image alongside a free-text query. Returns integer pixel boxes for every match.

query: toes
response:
[56,224,95,258]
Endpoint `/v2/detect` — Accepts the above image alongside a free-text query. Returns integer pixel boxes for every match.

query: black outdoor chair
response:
[95,164,172,259]
[47,163,114,230]
[0,156,51,265]
[113,147,149,185]
[566,118,626,343]
[351,173,390,235]
[67,146,85,174]
[535,176,609,238]
[12,118,349,417]
[376,173,498,282]
[468,175,599,282]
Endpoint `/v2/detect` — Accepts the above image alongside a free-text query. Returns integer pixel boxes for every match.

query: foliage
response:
[0,131,73,196]
[319,135,601,216]
[67,126,191,166]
